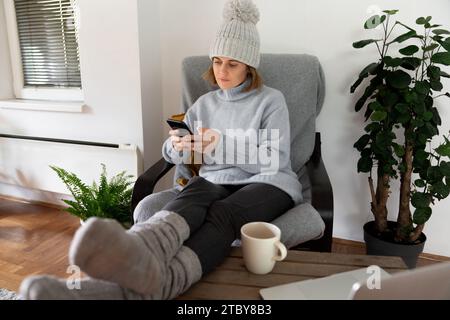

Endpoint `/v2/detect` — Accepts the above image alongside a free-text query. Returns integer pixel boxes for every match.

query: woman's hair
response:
[202,64,263,92]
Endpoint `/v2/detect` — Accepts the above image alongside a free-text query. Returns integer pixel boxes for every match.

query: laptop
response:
[259,261,450,300]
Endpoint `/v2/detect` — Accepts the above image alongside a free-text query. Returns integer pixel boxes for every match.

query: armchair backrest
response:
[180,54,326,177]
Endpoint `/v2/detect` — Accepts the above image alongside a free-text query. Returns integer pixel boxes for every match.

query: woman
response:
[20,0,302,300]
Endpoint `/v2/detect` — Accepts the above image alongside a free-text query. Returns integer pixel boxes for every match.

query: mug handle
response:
[273,240,287,261]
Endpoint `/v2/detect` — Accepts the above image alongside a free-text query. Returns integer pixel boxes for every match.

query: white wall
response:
[0,0,13,100]
[157,0,450,256]
[137,0,164,170]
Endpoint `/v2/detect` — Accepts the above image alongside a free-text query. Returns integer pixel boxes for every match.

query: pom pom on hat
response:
[223,0,260,24]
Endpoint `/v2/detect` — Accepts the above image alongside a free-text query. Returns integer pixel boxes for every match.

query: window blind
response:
[14,0,81,88]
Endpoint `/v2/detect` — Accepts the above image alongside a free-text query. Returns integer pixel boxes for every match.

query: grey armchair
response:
[131,54,333,252]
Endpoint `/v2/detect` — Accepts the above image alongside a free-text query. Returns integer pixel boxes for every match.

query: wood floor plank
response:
[0,198,79,291]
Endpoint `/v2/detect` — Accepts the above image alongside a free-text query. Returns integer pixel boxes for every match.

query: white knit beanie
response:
[209,0,261,69]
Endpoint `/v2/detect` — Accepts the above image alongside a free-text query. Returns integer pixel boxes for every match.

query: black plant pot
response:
[363,221,426,269]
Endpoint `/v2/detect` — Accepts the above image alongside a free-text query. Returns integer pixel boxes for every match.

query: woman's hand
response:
[169,128,220,153]
[195,128,220,154]
[169,130,192,152]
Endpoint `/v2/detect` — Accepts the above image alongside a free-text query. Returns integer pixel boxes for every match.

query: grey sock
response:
[69,210,190,295]
[150,246,203,300]
[19,276,140,300]
[131,210,190,262]
[20,246,202,300]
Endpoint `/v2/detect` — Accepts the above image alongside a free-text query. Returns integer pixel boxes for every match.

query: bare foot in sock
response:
[19,275,141,300]
[68,218,163,295]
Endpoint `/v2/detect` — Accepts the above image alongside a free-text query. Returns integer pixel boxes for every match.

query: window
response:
[3,0,83,101]
[15,0,81,88]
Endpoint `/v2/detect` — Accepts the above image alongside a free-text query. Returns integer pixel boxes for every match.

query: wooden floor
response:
[0,197,448,293]
[0,198,80,292]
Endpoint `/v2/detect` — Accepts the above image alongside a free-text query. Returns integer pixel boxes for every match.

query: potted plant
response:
[351,9,450,268]
[50,164,134,228]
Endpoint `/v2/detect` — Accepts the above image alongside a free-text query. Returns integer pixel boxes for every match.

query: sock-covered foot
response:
[152,246,203,300]
[19,275,141,300]
[131,210,190,262]
[68,217,162,295]
[20,246,202,300]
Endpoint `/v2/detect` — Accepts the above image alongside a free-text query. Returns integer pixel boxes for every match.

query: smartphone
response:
[166,119,193,135]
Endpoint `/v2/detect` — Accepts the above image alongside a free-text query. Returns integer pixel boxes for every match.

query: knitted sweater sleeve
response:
[161,137,183,164]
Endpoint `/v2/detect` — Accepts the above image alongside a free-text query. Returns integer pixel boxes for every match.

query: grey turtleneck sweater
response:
[162,79,302,204]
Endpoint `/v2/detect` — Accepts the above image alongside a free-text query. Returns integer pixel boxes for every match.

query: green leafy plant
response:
[351,10,450,243]
[50,164,134,228]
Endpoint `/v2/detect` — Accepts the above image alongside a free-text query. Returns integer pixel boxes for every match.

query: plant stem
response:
[434,93,447,99]
[410,224,424,242]
[383,19,397,57]
[396,130,414,242]
[381,15,390,58]
[417,28,427,81]
[371,169,389,234]
[386,21,397,40]
[368,176,376,205]
[375,42,383,57]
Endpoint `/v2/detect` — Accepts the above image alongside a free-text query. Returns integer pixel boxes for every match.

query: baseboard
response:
[418,252,450,262]
[333,238,366,248]
[333,237,450,261]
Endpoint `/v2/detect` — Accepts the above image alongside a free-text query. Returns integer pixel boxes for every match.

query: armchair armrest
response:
[131,158,174,213]
[297,132,334,252]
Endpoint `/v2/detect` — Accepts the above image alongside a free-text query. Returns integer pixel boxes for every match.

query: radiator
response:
[0,134,142,196]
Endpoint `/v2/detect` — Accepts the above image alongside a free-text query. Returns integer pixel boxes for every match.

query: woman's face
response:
[212,56,248,90]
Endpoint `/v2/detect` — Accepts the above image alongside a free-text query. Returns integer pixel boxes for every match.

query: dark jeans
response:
[162,176,294,275]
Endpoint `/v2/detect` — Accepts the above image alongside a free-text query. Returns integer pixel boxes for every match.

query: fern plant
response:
[50,164,134,228]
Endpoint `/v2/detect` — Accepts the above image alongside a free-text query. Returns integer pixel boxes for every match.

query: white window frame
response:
[2,0,84,102]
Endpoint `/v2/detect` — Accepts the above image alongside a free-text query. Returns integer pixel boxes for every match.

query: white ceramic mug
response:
[240,222,287,275]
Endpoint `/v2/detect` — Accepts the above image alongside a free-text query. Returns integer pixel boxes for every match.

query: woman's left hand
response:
[191,128,220,154]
